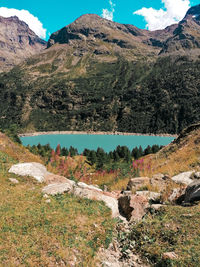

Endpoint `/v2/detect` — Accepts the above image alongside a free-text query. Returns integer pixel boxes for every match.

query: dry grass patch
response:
[142,125,200,177]
[0,132,42,165]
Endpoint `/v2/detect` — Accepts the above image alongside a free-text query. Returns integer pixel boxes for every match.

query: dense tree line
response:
[27,143,163,169]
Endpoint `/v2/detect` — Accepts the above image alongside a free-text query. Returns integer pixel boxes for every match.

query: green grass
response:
[0,139,115,266]
[0,172,115,266]
[119,205,200,266]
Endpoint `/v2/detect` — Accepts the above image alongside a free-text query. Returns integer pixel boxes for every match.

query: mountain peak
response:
[184,4,200,20]
[0,15,46,72]
[74,14,102,22]
[47,13,146,49]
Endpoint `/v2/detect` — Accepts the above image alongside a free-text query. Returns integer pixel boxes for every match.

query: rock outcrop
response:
[172,171,194,185]
[126,177,150,191]
[9,162,50,183]
[168,187,186,204]
[135,191,161,203]
[127,174,174,193]
[118,194,149,221]
[74,186,119,218]
[183,180,200,204]
[9,162,119,218]
[43,173,70,184]
[9,161,200,220]
[42,182,75,195]
[0,16,46,71]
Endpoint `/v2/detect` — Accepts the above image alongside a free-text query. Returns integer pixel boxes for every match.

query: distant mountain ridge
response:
[0,5,199,134]
[47,13,172,56]
[0,15,46,71]
[47,4,200,56]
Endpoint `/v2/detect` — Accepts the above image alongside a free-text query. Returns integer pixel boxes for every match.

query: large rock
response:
[77,182,102,192]
[172,171,194,185]
[73,187,119,218]
[163,252,178,260]
[42,181,75,195]
[126,177,150,191]
[168,187,186,204]
[9,162,50,182]
[150,173,171,192]
[8,162,71,184]
[118,195,149,221]
[135,191,161,203]
[194,172,200,179]
[184,180,200,203]
[127,174,173,193]
[44,173,70,184]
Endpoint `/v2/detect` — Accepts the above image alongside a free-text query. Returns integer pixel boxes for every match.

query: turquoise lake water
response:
[20,134,175,153]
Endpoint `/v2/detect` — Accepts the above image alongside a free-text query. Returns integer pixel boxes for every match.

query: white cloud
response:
[0,7,46,39]
[102,0,115,21]
[134,0,191,31]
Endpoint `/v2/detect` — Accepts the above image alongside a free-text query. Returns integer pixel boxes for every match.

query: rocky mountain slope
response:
[0,16,46,71]
[160,5,200,54]
[0,5,200,133]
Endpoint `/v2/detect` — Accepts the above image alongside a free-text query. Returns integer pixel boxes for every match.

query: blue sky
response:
[0,0,199,39]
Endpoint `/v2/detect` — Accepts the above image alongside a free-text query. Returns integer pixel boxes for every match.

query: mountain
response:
[160,4,200,54]
[0,16,46,72]
[46,13,171,58]
[0,6,199,134]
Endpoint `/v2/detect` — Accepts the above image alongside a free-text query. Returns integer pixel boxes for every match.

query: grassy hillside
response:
[120,204,200,266]
[0,133,115,266]
[149,123,200,176]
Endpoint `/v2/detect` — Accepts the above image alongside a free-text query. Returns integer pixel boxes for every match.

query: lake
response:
[20,134,175,153]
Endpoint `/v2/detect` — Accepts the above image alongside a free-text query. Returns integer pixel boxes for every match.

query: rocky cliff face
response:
[47,13,176,58]
[160,4,200,54]
[0,16,46,71]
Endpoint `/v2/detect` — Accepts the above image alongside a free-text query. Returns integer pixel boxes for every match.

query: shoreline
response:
[19,131,178,138]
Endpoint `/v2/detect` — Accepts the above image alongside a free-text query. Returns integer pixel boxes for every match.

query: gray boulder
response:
[42,181,75,195]
[150,173,171,192]
[194,172,200,179]
[9,162,50,183]
[135,191,161,203]
[184,180,200,203]
[168,187,186,204]
[73,187,119,218]
[118,194,149,221]
[172,171,194,185]
[44,173,70,184]
[126,177,150,191]
[77,182,102,192]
